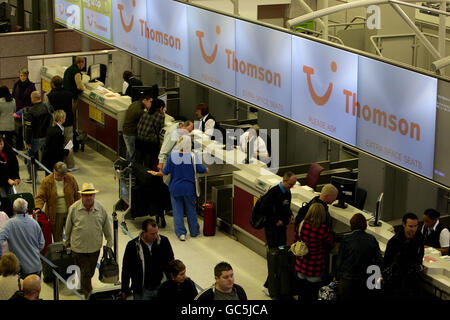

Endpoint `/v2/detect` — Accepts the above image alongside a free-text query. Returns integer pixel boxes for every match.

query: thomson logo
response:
[117,0,135,33]
[196,26,221,64]
[304,61,337,106]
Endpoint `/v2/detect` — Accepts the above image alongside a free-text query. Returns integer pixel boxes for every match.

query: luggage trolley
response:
[113,159,135,233]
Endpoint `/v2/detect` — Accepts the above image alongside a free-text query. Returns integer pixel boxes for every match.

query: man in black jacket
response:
[295,183,338,231]
[383,212,424,299]
[23,91,53,183]
[120,218,174,300]
[47,76,76,171]
[260,171,297,295]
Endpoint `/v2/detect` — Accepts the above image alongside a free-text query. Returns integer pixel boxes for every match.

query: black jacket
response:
[63,64,82,98]
[121,233,174,295]
[23,102,53,144]
[261,184,292,228]
[125,77,143,101]
[384,229,424,274]
[157,277,198,300]
[335,230,383,280]
[0,144,20,189]
[195,284,247,301]
[295,196,332,231]
[422,222,448,249]
[47,88,74,127]
[41,125,69,172]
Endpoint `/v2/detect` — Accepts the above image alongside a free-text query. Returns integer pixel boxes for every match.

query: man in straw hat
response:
[64,182,112,298]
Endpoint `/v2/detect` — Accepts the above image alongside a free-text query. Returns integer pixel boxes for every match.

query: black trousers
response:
[135,139,160,171]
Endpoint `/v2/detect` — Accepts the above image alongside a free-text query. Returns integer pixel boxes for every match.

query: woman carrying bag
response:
[149,135,208,241]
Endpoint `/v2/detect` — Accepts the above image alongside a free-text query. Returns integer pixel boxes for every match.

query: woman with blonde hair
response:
[294,202,334,301]
[41,110,72,175]
[0,252,22,300]
[149,135,209,241]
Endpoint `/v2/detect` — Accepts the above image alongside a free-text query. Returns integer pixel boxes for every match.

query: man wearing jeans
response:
[122,94,152,163]
[120,219,174,300]
[64,183,113,299]
[23,91,52,182]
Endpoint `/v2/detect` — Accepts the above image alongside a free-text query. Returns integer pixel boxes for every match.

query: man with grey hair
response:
[0,198,45,279]
[157,120,194,173]
[23,91,53,183]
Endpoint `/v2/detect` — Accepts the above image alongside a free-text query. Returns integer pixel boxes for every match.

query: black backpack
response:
[294,201,310,232]
[250,192,270,230]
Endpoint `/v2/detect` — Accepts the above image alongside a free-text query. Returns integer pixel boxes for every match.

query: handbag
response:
[191,152,201,198]
[98,246,119,284]
[289,221,309,257]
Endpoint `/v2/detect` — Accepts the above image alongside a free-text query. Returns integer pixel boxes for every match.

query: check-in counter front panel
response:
[78,99,119,152]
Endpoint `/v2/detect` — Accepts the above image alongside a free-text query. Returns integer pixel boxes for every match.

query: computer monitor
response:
[369,192,383,227]
[330,176,357,209]
[131,86,154,102]
[89,63,101,82]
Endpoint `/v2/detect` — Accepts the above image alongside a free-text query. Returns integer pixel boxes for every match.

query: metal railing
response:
[369,32,450,70]
[293,26,345,45]
[12,147,52,196]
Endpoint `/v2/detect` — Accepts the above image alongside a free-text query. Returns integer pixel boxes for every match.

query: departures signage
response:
[55,0,443,186]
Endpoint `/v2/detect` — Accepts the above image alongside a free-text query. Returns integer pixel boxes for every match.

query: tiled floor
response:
[13,144,271,300]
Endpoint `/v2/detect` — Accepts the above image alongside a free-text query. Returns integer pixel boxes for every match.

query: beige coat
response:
[35,173,80,225]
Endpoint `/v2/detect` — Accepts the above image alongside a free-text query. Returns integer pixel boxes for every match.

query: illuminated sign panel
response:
[235,20,292,119]
[147,0,189,76]
[356,56,437,179]
[187,6,236,96]
[291,36,358,145]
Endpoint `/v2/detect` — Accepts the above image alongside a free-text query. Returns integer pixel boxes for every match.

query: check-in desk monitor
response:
[89,63,101,82]
[331,176,357,209]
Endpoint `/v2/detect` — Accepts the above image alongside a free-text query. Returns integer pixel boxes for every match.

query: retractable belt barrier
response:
[39,254,85,300]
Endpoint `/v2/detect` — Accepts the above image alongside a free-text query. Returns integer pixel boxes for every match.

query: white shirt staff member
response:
[421,208,449,256]
[239,125,269,163]
[195,103,216,137]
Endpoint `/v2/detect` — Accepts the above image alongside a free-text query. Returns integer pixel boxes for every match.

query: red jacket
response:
[295,221,334,277]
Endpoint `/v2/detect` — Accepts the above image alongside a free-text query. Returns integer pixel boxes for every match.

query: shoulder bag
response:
[289,221,309,257]
[191,152,201,198]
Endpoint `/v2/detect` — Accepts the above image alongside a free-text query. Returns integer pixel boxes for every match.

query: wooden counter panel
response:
[233,185,295,246]
[78,100,118,152]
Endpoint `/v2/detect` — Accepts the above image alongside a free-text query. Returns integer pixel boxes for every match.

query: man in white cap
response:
[64,182,113,298]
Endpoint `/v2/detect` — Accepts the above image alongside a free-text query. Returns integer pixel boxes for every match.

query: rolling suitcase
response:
[202,202,216,236]
[267,246,296,299]
[42,242,76,283]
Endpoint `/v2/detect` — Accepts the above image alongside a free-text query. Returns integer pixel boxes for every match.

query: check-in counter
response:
[40,65,131,153]
[194,130,450,298]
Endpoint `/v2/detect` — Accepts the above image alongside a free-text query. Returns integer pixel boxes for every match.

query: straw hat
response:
[78,182,99,194]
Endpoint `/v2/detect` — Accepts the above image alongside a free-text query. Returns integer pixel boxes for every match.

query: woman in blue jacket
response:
[149,135,208,241]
